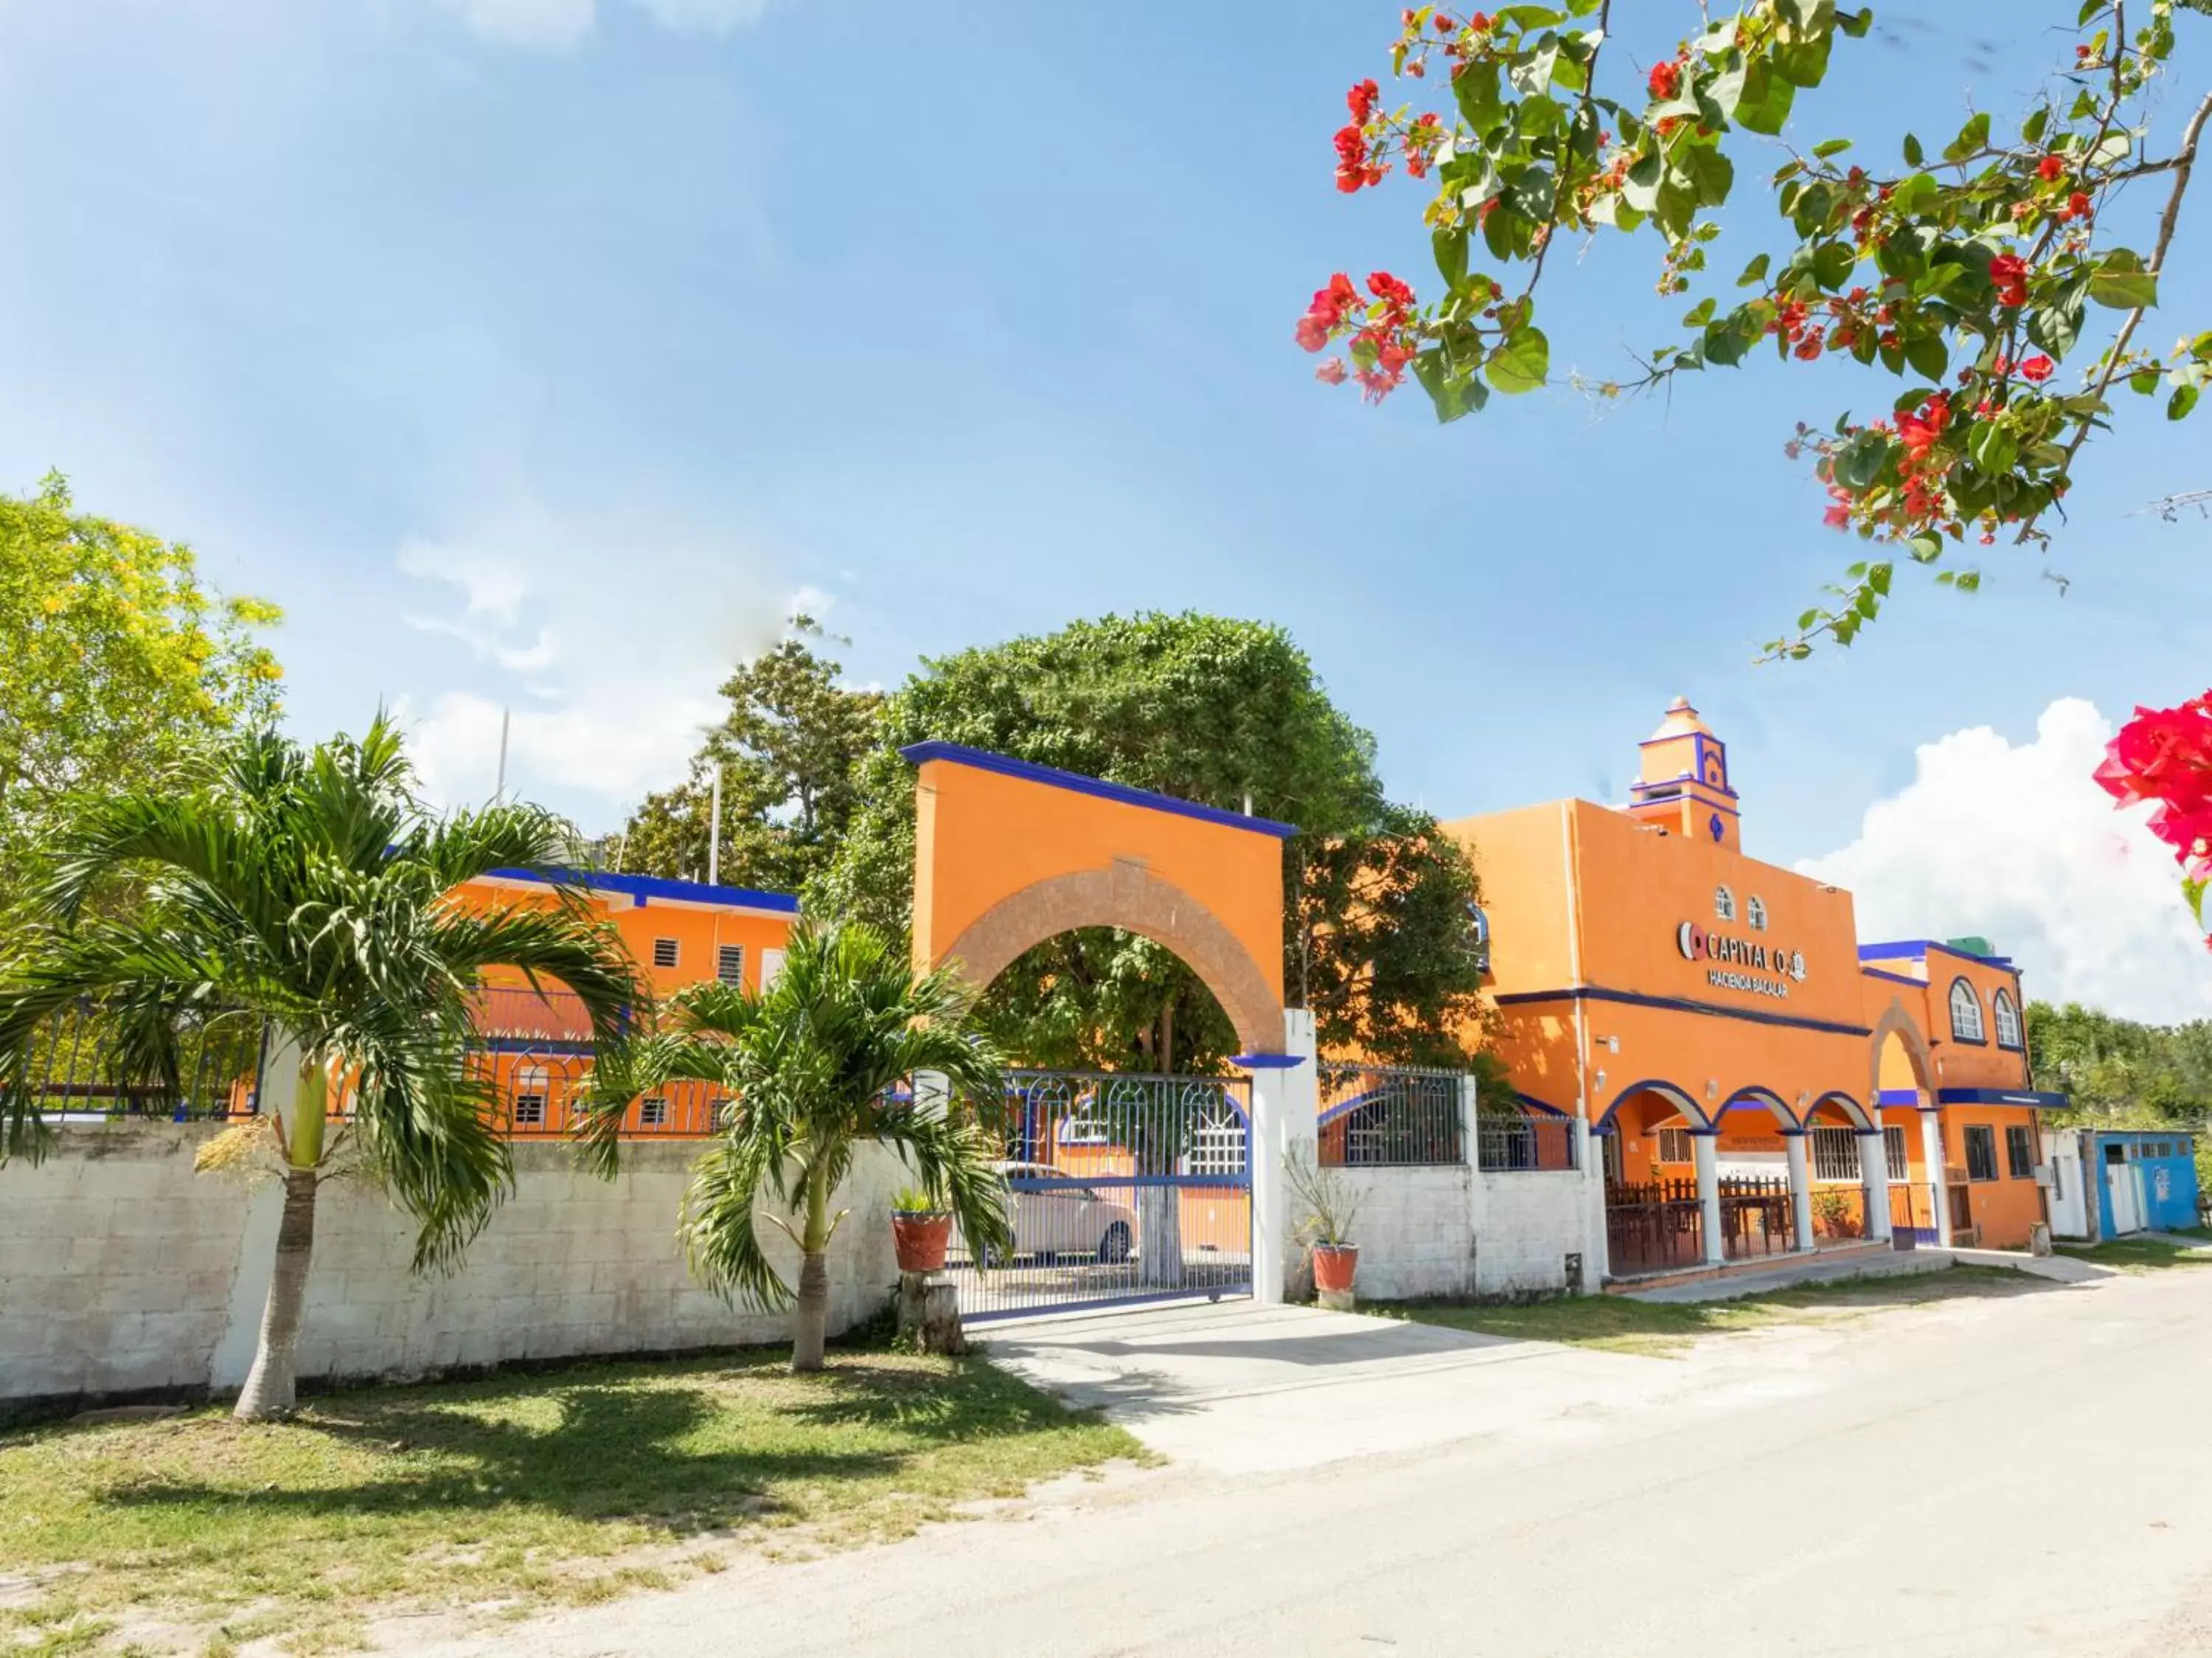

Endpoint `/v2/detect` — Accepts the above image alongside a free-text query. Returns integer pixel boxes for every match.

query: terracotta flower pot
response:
[1311,1242,1359,1309]
[892,1212,952,1274]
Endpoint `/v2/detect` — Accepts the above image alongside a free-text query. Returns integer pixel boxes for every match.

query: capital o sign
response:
[1677,921,1705,960]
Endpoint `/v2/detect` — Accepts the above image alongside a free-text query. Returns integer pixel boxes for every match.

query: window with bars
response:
[1885,1124,1909,1184]
[1656,1126,1693,1165]
[716,944,745,985]
[639,1096,669,1128]
[1809,1127,1861,1181]
[651,937,679,969]
[1964,1124,1998,1182]
[1714,885,1736,923]
[512,1066,549,1128]
[1746,895,1767,931]
[2006,1125,2035,1179]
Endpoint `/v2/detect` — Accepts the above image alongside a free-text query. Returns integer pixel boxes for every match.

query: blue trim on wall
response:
[1860,939,2020,973]
[1627,783,1741,817]
[1513,1091,1571,1118]
[1596,1078,1711,1131]
[1860,967,1924,989]
[1492,984,1873,1038]
[1232,1052,1307,1069]
[490,867,801,914]
[1718,1087,1801,1129]
[1874,1088,1921,1106]
[899,741,1298,839]
[1934,1088,2069,1108]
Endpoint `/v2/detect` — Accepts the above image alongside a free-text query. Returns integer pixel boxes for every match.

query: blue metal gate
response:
[948,1069,1252,1323]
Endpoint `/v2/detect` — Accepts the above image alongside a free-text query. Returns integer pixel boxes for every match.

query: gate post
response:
[1784,1131,1816,1253]
[1921,1109,1952,1248]
[1694,1131,1725,1266]
[1579,1117,1607,1291]
[1859,1127,1893,1241]
[1248,1009,1315,1307]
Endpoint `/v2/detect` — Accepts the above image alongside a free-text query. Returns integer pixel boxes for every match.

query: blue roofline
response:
[1934,1088,2067,1108]
[900,740,1298,839]
[1859,940,2017,972]
[489,867,801,914]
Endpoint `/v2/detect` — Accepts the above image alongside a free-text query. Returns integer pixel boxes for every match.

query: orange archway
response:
[905,743,1294,1058]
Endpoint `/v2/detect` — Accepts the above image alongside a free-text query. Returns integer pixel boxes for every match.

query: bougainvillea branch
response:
[1298,1,2212,659]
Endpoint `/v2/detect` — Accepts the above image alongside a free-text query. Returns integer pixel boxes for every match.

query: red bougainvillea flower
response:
[2019,354,2055,383]
[1295,314,1332,352]
[1295,273,1361,351]
[1347,78,1380,124]
[1367,270,1416,313]
[2067,190,2093,221]
[2096,698,2212,811]
[1315,358,1349,385]
[1648,59,1681,100]
[2037,154,2065,181]
[1988,252,2030,308]
[1896,392,1952,458]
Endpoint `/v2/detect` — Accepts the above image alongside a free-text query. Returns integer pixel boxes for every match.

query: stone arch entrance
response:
[902,740,1309,1308]
[905,741,1294,1058]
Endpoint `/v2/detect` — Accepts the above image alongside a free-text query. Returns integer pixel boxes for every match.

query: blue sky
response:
[4,0,2211,1015]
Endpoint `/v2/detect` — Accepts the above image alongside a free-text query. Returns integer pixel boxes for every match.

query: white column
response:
[1461,1074,1485,1297]
[1784,1132,1815,1253]
[1859,1127,1893,1241]
[1694,1132,1724,1265]
[1921,1109,1952,1248]
[1578,1117,1606,1292]
[1248,1009,1317,1308]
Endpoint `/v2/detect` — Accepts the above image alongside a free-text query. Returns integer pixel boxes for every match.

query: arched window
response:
[1465,903,1491,973]
[1714,885,1736,923]
[1949,978,1986,1043]
[1992,988,2023,1050]
[1746,895,1767,932]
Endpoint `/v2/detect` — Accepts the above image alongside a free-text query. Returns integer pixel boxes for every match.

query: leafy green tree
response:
[2027,998,2212,1118]
[1299,1,2211,656]
[0,716,639,1419]
[0,474,282,924]
[577,922,1011,1373]
[620,619,882,894]
[811,611,1494,1072]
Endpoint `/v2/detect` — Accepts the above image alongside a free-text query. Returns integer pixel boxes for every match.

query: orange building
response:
[458,869,799,1137]
[1444,698,2059,1274]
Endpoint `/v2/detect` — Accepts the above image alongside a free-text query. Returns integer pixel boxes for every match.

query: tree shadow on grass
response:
[94,1369,928,1537]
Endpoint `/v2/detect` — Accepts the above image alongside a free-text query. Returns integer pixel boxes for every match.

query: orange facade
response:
[1446,699,2056,1251]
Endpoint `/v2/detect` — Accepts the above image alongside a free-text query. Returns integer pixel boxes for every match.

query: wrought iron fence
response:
[1475,1112,1579,1172]
[946,1069,1253,1322]
[1807,1181,1871,1244]
[1317,1062,1465,1167]
[1605,1178,1704,1274]
[1,1005,265,1122]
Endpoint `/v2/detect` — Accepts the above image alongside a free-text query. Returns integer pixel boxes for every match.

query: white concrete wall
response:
[1329,1164,1589,1301]
[1335,1165,1475,1300]
[1474,1170,1587,1297]
[0,1124,903,1411]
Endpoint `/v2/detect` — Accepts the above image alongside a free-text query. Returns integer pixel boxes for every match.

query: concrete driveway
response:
[979,1298,1663,1473]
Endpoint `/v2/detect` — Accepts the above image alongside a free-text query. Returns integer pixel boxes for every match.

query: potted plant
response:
[1287,1145,1366,1311]
[890,1184,955,1274]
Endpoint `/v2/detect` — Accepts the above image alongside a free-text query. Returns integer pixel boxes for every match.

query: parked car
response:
[968,1161,1138,1266]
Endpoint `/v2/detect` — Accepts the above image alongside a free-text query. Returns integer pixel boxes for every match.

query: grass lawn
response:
[1374,1265,2045,1358]
[2056,1234,2212,1272]
[0,1349,1140,1656]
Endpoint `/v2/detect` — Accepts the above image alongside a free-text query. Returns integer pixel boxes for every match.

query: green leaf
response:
[1703,311,1761,367]
[1838,7,1874,37]
[1681,145,1735,209]
[2129,368,2162,395]
[2187,876,2209,929]
[2173,384,2202,422]
[1413,350,1489,423]
[1953,570,1982,593]
[1812,240,1857,290]
[1944,111,1992,163]
[1902,132,1924,167]
[1867,561,1893,594]
[1907,532,1944,563]
[1433,226,1469,292]
[1832,431,1891,489]
[1682,296,1717,327]
[1486,325,1551,394]
[1905,331,1949,382]
[1812,137,1854,159]
[2089,249,2160,311]
[2078,0,2107,22]
[2027,281,2087,357]
[1970,422,2019,474]
[1734,58,1796,135]
[1508,42,1560,97]
[1773,32,1833,89]
[1888,173,1937,217]
[2022,106,2050,145]
[1737,252,1772,288]
[1453,58,1505,135]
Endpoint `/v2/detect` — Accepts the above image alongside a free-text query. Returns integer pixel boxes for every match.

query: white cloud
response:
[392,516,796,823]
[1798,698,2212,1025]
[436,0,596,49]
[434,0,776,49]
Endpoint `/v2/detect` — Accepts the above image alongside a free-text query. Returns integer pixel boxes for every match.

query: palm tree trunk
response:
[235,1057,327,1422]
[234,1168,320,1419]
[790,1160,832,1373]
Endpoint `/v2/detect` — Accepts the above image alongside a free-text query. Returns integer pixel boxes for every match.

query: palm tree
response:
[579,921,1011,1373]
[0,716,639,1420]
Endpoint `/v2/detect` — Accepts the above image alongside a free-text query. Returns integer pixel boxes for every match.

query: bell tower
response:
[1627,696,1740,851]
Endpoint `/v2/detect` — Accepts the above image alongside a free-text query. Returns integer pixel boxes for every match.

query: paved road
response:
[403,1263,2212,1657]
